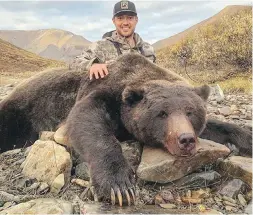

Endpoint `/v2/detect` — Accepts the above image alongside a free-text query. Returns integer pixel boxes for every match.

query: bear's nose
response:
[178,133,196,148]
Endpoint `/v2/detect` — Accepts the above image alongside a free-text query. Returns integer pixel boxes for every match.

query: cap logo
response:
[121,1,128,9]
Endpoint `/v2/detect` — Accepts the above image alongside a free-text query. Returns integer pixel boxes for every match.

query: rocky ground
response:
[0,83,252,214]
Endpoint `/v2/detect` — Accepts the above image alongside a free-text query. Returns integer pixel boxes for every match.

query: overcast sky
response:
[0,0,251,44]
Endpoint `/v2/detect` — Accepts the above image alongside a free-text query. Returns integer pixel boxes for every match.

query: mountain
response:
[0,38,65,74]
[153,5,252,50]
[0,29,91,62]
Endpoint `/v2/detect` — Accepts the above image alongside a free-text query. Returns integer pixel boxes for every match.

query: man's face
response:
[112,14,138,37]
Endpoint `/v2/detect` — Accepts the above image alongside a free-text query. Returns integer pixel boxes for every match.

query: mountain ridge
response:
[0,29,91,62]
[0,38,65,75]
[152,5,252,50]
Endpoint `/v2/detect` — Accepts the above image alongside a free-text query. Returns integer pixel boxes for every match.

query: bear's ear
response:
[194,84,210,101]
[122,86,144,106]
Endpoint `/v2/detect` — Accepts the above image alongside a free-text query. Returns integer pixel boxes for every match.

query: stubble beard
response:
[120,28,135,38]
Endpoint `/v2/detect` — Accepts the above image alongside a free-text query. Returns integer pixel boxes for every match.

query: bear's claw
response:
[125,189,130,206]
[91,186,99,202]
[81,184,136,206]
[116,188,123,206]
[130,188,136,204]
[111,188,116,205]
[111,187,136,206]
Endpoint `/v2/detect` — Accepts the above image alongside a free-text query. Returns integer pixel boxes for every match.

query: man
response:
[70,0,156,80]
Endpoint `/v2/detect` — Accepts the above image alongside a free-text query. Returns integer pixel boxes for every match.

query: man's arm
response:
[70,41,109,80]
[141,42,156,63]
[69,42,105,71]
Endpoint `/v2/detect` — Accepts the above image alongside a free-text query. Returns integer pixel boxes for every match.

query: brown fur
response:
[0,53,251,201]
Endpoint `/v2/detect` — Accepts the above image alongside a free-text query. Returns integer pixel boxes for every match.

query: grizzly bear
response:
[0,53,251,206]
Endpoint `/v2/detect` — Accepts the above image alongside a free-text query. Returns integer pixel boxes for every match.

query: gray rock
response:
[0,191,20,202]
[40,131,55,141]
[245,120,252,128]
[54,124,68,146]
[172,171,221,189]
[24,146,32,157]
[230,115,240,120]
[240,109,246,114]
[0,198,73,214]
[210,101,218,106]
[38,182,50,194]
[159,190,174,202]
[230,104,238,112]
[137,138,230,183]
[223,200,238,207]
[219,106,231,116]
[1,202,15,210]
[13,177,30,189]
[225,205,237,212]
[209,114,226,122]
[244,200,252,214]
[222,195,237,204]
[206,93,252,130]
[225,143,240,156]
[209,84,224,102]
[1,149,22,156]
[71,178,89,187]
[13,157,26,166]
[218,179,248,199]
[218,156,252,188]
[75,162,90,181]
[159,203,177,209]
[27,182,41,192]
[51,173,65,194]
[238,194,247,207]
[22,140,72,185]
[245,113,252,120]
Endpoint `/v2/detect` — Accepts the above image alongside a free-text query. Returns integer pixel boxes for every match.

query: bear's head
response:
[121,80,210,156]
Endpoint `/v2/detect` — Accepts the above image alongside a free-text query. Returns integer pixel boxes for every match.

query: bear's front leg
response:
[65,92,136,206]
[200,119,252,157]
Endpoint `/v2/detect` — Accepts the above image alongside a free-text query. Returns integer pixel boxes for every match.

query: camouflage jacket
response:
[69,30,156,71]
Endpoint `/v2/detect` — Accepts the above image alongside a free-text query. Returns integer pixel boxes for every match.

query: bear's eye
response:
[157,111,168,118]
[186,111,193,117]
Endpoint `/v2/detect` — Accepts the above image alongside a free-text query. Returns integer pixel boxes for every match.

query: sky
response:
[0,0,251,44]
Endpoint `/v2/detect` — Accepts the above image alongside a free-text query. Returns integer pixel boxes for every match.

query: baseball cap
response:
[113,1,137,17]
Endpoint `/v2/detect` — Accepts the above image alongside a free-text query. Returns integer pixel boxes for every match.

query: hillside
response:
[0,38,66,75]
[156,5,252,93]
[0,29,91,62]
[153,5,251,50]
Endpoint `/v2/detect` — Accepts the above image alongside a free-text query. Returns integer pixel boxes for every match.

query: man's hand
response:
[89,63,109,80]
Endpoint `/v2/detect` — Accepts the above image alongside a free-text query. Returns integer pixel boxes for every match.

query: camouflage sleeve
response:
[69,42,106,71]
[142,42,156,63]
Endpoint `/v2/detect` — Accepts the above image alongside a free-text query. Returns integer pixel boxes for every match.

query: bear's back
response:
[76,53,189,100]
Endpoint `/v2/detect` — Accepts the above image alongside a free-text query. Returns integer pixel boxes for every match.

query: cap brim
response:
[113,11,137,17]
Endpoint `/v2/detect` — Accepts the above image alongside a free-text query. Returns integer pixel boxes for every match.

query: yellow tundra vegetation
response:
[157,8,252,93]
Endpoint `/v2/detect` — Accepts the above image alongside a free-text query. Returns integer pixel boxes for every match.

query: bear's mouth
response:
[165,144,196,157]
[178,144,197,157]
[165,134,197,157]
